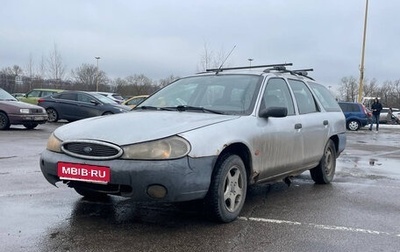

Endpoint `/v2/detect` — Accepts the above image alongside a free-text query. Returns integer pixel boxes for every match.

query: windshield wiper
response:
[175,105,224,114]
[136,106,175,111]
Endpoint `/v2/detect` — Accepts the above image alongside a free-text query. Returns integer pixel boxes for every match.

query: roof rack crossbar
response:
[206,63,293,72]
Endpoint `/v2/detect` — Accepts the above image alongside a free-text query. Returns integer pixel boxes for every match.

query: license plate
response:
[34,116,45,121]
[57,162,110,184]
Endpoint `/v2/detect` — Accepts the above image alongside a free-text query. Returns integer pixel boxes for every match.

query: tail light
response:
[37,98,44,103]
[362,105,371,116]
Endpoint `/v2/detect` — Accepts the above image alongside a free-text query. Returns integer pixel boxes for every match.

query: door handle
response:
[295,123,302,129]
[323,120,329,125]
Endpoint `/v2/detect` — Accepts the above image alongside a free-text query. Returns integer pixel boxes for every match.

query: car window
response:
[27,90,40,97]
[288,79,319,114]
[127,97,146,105]
[77,93,93,103]
[0,88,17,101]
[308,82,341,112]
[58,93,77,101]
[41,91,56,97]
[261,77,295,115]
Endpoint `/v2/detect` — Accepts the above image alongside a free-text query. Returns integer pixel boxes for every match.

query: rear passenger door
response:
[287,79,329,167]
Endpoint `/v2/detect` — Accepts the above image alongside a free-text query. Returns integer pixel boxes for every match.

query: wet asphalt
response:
[1,122,399,252]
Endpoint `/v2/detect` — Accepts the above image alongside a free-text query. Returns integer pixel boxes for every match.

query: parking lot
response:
[1,122,400,252]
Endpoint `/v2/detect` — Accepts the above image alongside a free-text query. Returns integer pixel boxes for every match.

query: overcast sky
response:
[1,0,399,87]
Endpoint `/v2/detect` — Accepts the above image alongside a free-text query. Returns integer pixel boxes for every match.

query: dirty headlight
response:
[47,133,62,153]
[121,136,190,160]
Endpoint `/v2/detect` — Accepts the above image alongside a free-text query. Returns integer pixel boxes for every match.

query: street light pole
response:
[248,58,254,67]
[358,0,369,103]
[95,56,101,92]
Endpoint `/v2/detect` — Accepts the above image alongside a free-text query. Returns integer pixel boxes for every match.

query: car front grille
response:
[61,140,123,160]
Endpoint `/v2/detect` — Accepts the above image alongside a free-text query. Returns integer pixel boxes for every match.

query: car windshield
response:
[137,74,262,115]
[91,93,118,104]
[0,88,18,101]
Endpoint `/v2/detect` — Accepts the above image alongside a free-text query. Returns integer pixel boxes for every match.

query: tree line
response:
[0,44,178,98]
[1,43,400,107]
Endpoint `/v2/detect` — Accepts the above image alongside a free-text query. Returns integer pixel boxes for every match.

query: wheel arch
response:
[213,142,252,184]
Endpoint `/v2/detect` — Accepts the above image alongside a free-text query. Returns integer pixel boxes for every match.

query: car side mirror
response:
[259,107,288,118]
[90,100,100,105]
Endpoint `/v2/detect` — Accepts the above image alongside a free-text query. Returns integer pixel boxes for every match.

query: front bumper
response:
[10,114,48,125]
[40,150,216,202]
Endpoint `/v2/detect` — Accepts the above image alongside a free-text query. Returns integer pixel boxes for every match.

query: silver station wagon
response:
[40,63,346,222]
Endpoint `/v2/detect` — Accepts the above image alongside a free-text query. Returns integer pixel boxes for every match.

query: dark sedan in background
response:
[38,91,131,122]
[0,88,48,130]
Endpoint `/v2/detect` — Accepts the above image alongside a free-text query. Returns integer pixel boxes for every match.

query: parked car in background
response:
[93,92,125,104]
[122,95,149,108]
[379,107,400,124]
[338,101,371,131]
[18,88,63,104]
[0,88,48,130]
[11,93,25,99]
[38,91,131,122]
[40,63,346,223]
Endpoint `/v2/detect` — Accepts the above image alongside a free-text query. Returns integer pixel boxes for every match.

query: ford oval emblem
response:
[83,146,93,154]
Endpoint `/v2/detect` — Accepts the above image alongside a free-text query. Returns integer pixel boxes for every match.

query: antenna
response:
[216,45,236,73]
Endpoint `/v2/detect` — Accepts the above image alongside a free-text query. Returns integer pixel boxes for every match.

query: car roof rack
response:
[263,67,315,80]
[206,63,293,73]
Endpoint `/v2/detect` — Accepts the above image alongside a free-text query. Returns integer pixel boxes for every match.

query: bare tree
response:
[197,42,233,72]
[339,76,358,102]
[158,75,179,88]
[71,64,108,91]
[47,43,66,81]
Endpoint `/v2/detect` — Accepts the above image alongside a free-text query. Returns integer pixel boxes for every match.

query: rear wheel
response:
[347,120,360,131]
[46,108,58,122]
[205,154,247,223]
[0,112,10,130]
[310,140,336,184]
[23,122,38,130]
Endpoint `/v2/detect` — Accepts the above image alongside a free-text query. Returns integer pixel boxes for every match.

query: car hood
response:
[0,100,44,109]
[54,111,239,145]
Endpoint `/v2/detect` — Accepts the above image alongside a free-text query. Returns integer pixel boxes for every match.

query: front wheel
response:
[205,154,247,223]
[0,112,10,130]
[310,140,336,184]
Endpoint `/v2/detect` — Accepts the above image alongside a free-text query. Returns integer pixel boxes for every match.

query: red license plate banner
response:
[57,162,110,183]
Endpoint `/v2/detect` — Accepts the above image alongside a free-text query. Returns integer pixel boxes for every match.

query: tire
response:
[0,112,10,130]
[347,120,360,131]
[205,154,247,223]
[46,108,59,122]
[73,187,108,201]
[310,139,336,184]
[23,123,38,130]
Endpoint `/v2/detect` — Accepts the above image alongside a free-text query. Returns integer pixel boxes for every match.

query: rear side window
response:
[308,82,342,112]
[288,79,318,114]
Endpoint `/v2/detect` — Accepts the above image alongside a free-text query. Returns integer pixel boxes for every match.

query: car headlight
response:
[121,136,191,160]
[47,133,62,153]
[20,109,30,114]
